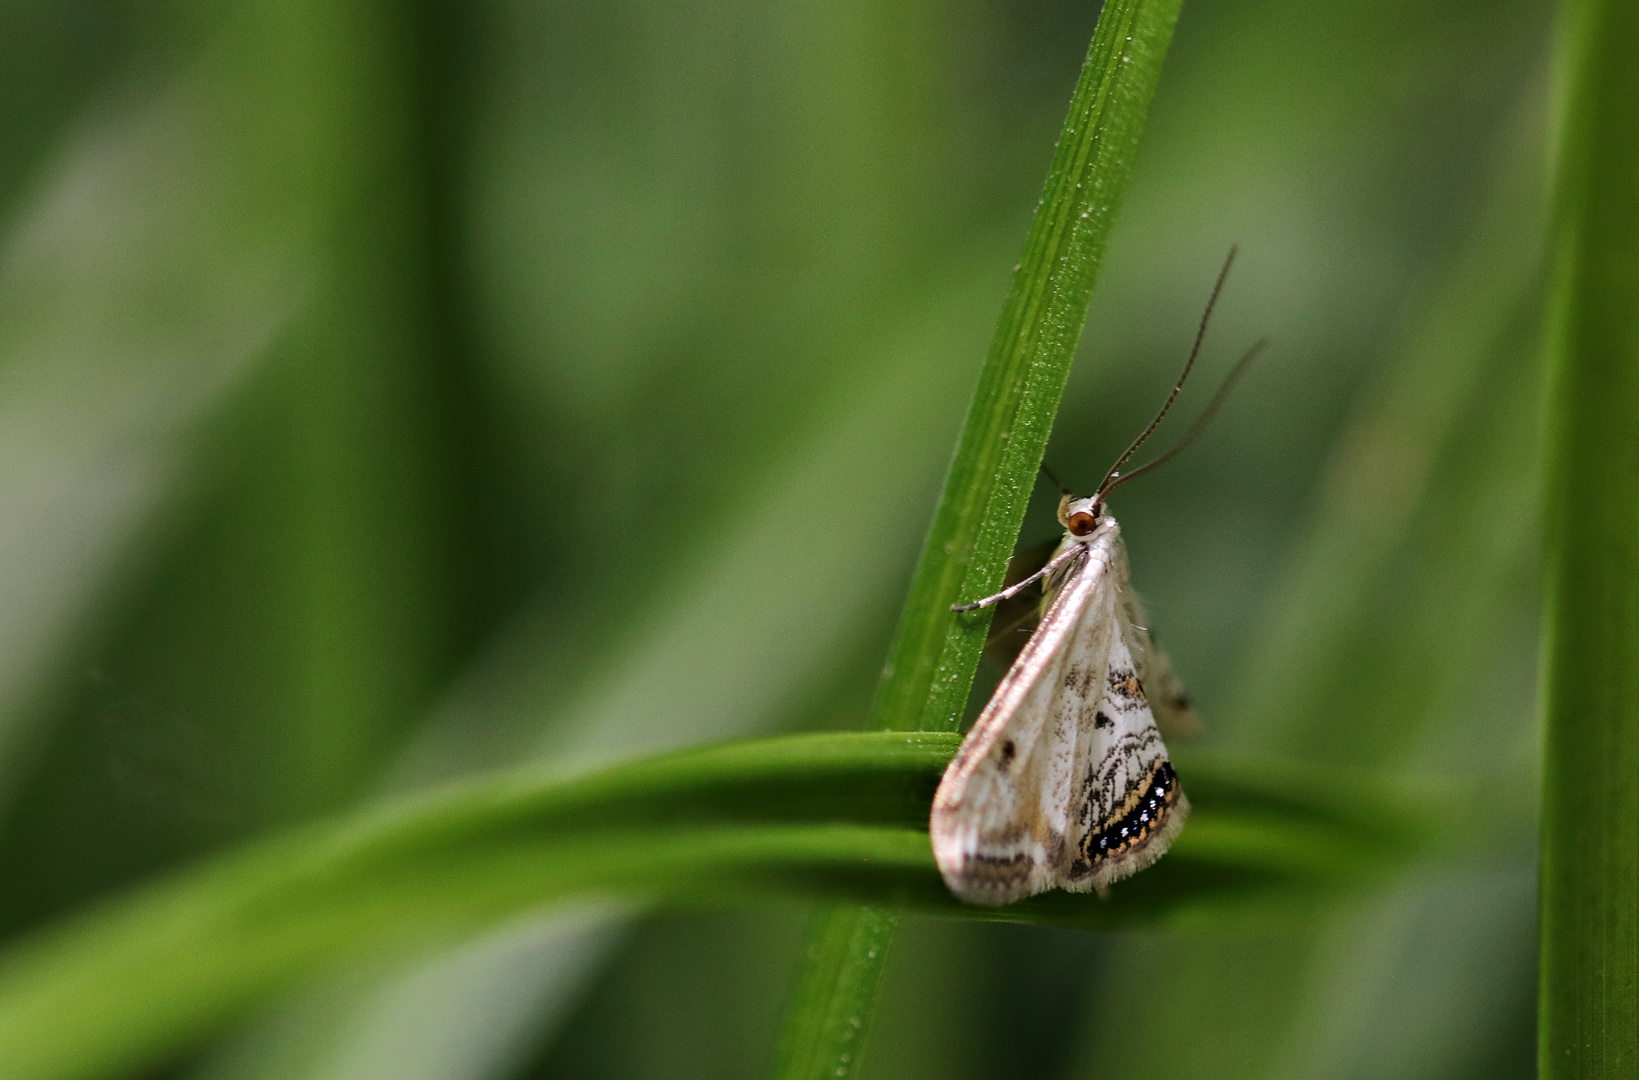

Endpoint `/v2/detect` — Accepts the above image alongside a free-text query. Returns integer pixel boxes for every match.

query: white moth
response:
[930,493,1196,904]
[931,248,1257,906]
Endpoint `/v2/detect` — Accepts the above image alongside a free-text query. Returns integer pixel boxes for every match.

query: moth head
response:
[1057,494,1103,537]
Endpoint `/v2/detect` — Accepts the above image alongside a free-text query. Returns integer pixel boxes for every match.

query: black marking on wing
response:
[1075,728,1165,829]
[1076,759,1181,871]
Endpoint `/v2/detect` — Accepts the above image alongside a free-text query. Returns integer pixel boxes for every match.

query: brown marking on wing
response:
[1063,666,1097,696]
[1106,666,1145,703]
[956,851,1033,893]
[945,821,1069,902]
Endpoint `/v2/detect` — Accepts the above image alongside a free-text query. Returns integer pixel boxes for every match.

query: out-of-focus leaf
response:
[0,0,462,944]
[0,91,291,806]
[226,254,1011,1080]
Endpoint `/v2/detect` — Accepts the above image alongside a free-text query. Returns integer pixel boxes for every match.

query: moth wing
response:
[1063,626,1190,892]
[931,543,1118,905]
[1109,532,1202,739]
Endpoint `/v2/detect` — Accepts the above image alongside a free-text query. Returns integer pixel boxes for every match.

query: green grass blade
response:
[1538,0,1639,1071]
[775,904,904,1080]
[870,0,1186,737]
[772,907,898,1080]
[0,730,1419,1080]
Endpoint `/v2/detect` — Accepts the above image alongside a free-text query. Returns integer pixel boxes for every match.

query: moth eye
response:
[1067,510,1097,536]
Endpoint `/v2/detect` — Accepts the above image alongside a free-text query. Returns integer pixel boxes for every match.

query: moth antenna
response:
[1038,462,1072,496]
[1101,336,1268,496]
[1095,246,1237,502]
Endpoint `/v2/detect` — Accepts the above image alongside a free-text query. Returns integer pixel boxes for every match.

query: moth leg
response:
[953,546,1086,613]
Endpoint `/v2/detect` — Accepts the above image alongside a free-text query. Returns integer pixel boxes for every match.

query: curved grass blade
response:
[0,730,1422,1080]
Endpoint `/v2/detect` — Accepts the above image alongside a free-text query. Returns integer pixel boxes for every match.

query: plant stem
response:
[1539,0,1639,1072]
[871,0,1185,739]
[772,0,1185,1076]
[772,907,899,1080]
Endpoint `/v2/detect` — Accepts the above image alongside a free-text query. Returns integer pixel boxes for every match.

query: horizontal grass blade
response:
[0,731,1418,1080]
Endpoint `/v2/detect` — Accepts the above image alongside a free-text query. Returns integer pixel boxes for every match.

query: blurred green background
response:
[0,0,1550,1077]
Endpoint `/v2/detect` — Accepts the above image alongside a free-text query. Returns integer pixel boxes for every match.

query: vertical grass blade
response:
[774,1,1185,1076]
[871,0,1186,738]
[773,907,898,1080]
[1539,0,1639,1072]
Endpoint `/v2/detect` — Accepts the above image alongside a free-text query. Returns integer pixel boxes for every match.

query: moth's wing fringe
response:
[939,787,1190,903]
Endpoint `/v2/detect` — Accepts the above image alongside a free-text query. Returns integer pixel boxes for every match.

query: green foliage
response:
[0,0,1558,1078]
[1539,0,1639,1072]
